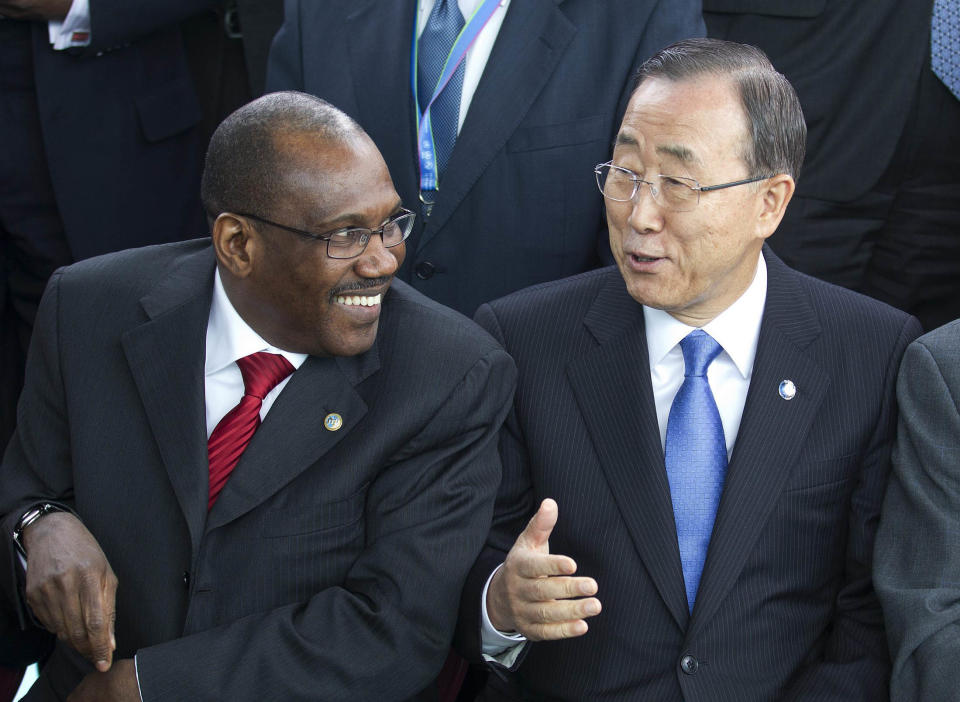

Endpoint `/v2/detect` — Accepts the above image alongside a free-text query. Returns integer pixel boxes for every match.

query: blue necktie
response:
[664,330,727,613]
[933,0,960,100]
[418,0,465,177]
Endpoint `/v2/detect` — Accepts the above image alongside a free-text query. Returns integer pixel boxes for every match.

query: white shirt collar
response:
[205,268,308,376]
[644,252,767,379]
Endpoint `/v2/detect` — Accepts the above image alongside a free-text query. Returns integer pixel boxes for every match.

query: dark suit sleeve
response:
[874,332,960,702]
[265,0,305,91]
[133,347,517,701]
[0,271,76,627]
[782,315,922,701]
[453,304,536,668]
[83,0,222,53]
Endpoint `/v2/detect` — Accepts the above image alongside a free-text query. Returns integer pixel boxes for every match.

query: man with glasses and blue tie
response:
[454,38,922,701]
[0,91,515,701]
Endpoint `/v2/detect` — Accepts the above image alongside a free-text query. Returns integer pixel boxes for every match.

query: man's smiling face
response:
[243,132,406,357]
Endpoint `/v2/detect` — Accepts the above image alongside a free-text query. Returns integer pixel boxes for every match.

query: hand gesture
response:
[22,512,118,671]
[486,499,601,640]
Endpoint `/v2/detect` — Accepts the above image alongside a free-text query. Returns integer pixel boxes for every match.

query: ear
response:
[755,174,795,240]
[211,213,257,278]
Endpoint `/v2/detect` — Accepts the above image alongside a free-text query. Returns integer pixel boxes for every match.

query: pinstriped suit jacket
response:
[0,239,516,701]
[458,248,921,701]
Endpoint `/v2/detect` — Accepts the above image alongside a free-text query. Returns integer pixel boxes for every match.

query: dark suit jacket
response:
[703,0,932,203]
[875,319,960,702]
[267,0,705,315]
[27,0,232,260]
[458,249,921,701]
[0,239,516,701]
[235,0,285,96]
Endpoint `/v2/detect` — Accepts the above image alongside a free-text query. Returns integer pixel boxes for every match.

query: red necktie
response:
[207,352,295,509]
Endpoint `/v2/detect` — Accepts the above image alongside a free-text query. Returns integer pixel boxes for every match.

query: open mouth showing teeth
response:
[336,293,382,307]
[632,255,660,262]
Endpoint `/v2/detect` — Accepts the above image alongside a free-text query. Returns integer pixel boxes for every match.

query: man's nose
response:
[355,232,401,276]
[627,181,665,234]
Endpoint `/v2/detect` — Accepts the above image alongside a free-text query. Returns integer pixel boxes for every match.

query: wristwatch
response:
[12,503,66,558]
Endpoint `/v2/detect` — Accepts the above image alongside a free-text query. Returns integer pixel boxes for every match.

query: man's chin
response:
[313,321,380,358]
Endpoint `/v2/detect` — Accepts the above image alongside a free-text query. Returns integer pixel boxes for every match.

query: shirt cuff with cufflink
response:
[48,0,91,50]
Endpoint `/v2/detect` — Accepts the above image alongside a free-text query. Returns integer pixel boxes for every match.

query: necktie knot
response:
[236,352,295,401]
[679,330,723,378]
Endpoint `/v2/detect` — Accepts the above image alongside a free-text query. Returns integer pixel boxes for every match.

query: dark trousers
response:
[0,21,73,452]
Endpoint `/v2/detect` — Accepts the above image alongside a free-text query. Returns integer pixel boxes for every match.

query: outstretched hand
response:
[486,499,601,640]
[22,511,118,671]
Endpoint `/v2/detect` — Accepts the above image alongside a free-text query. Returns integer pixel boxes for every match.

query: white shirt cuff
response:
[480,563,527,666]
[48,0,92,50]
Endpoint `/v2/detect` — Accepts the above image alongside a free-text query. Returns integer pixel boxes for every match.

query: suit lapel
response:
[346,0,420,206]
[418,0,577,246]
[689,250,828,636]
[206,342,379,531]
[565,272,690,630]
[121,246,215,559]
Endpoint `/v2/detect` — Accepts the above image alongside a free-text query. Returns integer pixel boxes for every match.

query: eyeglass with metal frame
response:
[594,161,770,213]
[235,208,416,259]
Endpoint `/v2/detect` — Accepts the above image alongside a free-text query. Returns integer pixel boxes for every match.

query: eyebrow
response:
[317,200,405,229]
[614,133,702,168]
[656,143,700,166]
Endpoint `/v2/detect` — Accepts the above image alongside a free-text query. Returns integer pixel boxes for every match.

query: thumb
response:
[520,498,558,552]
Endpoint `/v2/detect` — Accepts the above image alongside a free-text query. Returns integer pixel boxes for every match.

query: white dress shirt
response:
[205,270,307,437]
[417,0,510,132]
[645,253,767,458]
[481,254,768,657]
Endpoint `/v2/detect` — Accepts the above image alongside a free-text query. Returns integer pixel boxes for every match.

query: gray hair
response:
[634,38,806,181]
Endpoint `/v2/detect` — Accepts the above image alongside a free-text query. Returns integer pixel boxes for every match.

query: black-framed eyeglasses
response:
[594,161,771,213]
[235,208,416,259]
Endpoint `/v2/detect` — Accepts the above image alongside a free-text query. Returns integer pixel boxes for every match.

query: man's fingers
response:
[512,550,577,578]
[79,570,117,671]
[524,618,592,642]
[521,595,601,626]
[517,498,559,551]
[521,575,598,602]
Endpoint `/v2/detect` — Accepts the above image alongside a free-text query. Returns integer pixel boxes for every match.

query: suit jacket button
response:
[415,261,435,280]
[182,571,190,588]
[680,654,699,675]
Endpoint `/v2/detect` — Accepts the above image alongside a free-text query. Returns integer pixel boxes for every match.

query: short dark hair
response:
[633,38,806,181]
[200,91,364,222]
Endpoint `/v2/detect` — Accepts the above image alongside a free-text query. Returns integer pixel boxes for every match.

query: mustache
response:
[329,277,392,298]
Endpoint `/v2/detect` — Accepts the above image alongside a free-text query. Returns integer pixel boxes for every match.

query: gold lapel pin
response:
[324,413,343,431]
